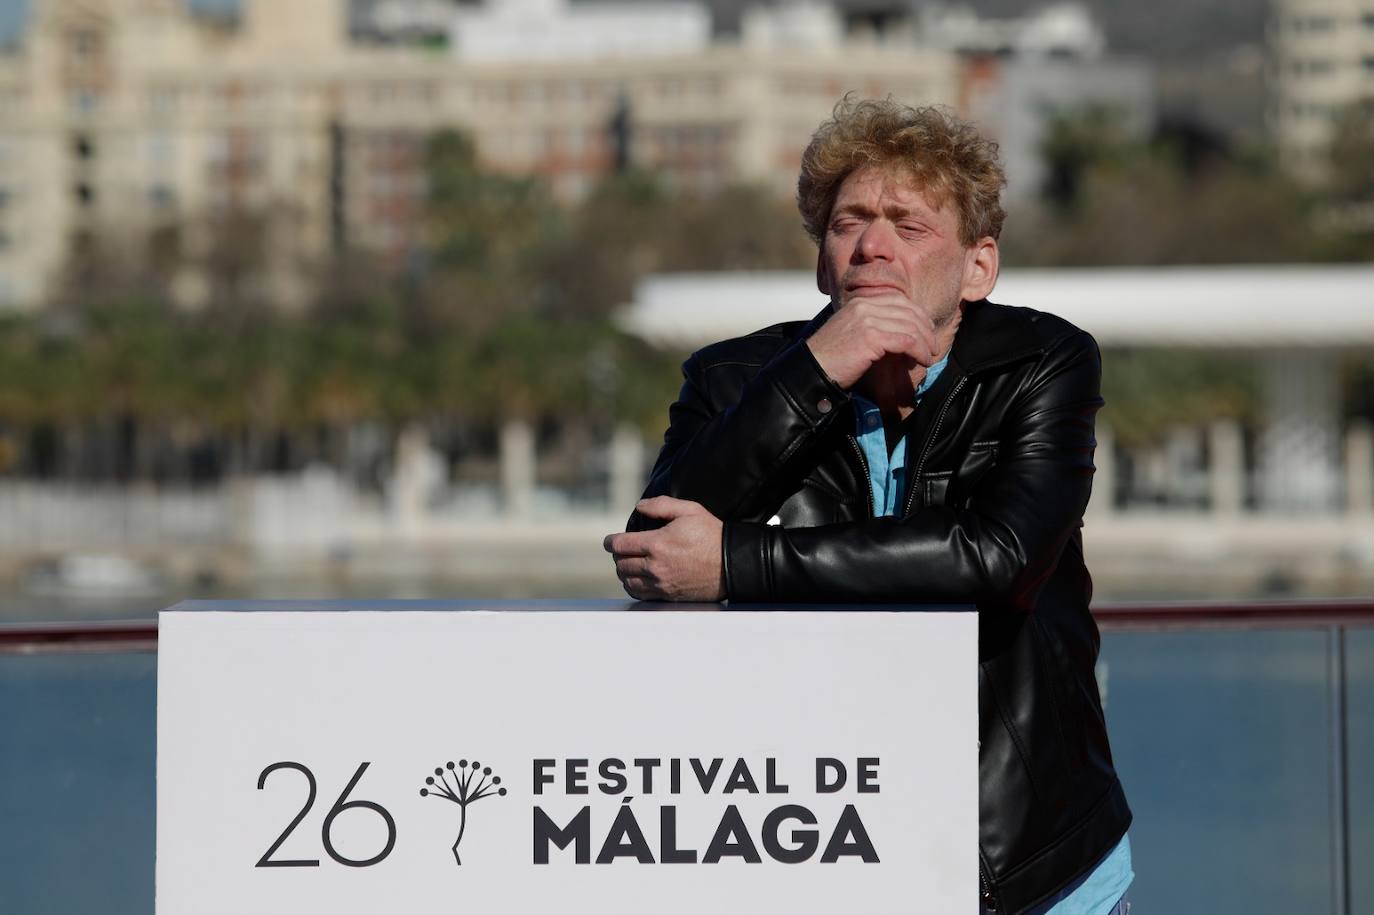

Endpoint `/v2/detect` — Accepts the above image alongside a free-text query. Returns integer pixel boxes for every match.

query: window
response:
[1293,59,1335,77]
[68,28,100,60]
[1295,15,1335,31]
[148,185,175,210]
[68,90,100,115]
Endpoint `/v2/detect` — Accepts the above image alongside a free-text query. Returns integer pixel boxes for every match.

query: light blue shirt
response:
[851,353,948,517]
[853,353,1133,915]
[1027,835,1133,915]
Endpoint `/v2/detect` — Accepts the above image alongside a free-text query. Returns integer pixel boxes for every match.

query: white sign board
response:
[157,602,976,914]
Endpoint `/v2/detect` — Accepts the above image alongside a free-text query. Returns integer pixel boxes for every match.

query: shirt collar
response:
[852,351,952,433]
[916,352,950,399]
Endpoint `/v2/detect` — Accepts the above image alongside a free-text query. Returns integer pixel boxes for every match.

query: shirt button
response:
[865,413,880,431]
[817,397,833,414]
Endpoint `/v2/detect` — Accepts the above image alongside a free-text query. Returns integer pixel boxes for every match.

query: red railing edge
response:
[0,619,159,654]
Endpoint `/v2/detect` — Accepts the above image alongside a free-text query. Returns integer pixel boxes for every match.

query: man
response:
[603,98,1132,914]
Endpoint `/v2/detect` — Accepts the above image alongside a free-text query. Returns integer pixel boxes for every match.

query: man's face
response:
[816,165,980,327]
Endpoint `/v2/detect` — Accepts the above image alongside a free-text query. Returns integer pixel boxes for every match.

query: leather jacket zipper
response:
[979,859,998,911]
[904,376,967,516]
[846,434,874,520]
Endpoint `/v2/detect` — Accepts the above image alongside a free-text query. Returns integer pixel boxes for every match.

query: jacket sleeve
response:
[723,330,1104,609]
[627,337,850,531]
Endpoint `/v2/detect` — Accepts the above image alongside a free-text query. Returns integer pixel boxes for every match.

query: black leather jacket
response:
[631,298,1132,914]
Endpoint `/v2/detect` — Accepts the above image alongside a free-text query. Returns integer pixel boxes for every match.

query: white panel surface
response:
[157,606,975,914]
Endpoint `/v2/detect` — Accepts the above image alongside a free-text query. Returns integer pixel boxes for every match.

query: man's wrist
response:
[774,340,849,427]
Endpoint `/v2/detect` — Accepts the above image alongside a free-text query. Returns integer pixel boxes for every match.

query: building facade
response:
[1271,0,1374,180]
[0,0,958,310]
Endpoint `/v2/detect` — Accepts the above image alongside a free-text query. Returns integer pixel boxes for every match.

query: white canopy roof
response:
[621,265,1374,348]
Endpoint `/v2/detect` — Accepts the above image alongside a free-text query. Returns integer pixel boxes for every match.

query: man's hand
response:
[603,497,726,602]
[806,293,943,390]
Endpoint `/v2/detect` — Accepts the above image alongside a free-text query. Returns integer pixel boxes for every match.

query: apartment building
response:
[0,0,958,310]
[1271,0,1374,179]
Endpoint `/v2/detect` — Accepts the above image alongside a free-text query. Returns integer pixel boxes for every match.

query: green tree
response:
[1003,110,1325,266]
[1329,104,1374,203]
[1100,349,1259,448]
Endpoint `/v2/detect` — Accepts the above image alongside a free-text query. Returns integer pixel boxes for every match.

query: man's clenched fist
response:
[603,497,726,602]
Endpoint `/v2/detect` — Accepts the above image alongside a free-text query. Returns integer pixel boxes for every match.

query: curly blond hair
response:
[797,96,1006,247]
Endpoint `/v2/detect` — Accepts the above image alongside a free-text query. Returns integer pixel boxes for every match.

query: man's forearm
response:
[633,339,848,528]
[723,331,1103,607]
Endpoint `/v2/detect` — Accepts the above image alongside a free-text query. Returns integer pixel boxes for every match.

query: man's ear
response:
[960,237,999,303]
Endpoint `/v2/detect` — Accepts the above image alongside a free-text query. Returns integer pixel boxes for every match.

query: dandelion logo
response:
[419,759,507,865]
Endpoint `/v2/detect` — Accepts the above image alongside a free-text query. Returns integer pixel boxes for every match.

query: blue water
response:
[0,652,156,915]
[1349,629,1374,914]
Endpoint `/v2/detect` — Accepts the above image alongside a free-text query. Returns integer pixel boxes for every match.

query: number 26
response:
[255,761,397,868]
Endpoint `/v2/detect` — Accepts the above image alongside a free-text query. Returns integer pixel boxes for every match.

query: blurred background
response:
[0,0,1373,912]
[0,0,1369,617]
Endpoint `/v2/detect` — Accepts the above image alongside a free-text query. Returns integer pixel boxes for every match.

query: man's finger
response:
[615,557,653,580]
[902,333,941,367]
[604,531,652,556]
[635,495,700,520]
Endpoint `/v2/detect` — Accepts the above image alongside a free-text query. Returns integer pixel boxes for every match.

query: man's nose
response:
[854,220,895,262]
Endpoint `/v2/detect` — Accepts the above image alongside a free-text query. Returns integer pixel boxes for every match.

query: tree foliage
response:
[1099,349,1260,448]
[1003,108,1332,267]
[0,128,820,480]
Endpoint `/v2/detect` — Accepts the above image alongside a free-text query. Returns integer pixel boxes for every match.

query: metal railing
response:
[5,599,1374,651]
